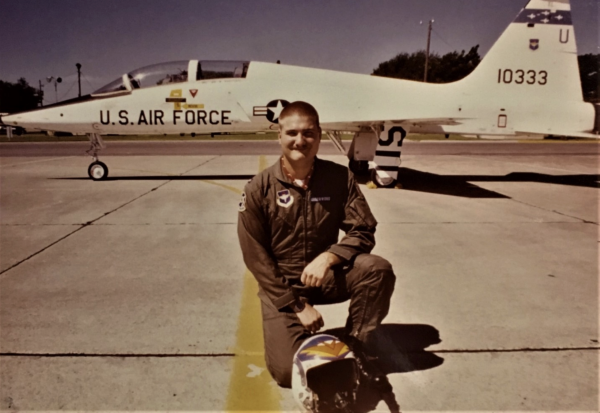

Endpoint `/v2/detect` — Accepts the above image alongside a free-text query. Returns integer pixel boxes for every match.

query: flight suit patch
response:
[276,189,294,208]
[238,192,246,212]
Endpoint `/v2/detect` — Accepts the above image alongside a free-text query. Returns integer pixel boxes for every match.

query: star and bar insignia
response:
[253,99,290,123]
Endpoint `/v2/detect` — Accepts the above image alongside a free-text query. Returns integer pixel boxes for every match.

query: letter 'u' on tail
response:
[462,0,582,103]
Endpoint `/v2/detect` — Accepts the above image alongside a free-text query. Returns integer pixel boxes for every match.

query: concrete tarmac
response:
[0,139,598,157]
[0,142,598,411]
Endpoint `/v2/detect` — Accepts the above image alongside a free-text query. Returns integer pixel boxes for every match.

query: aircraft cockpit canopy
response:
[92,60,249,96]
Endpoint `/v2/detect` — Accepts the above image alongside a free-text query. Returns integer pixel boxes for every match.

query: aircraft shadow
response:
[355,168,600,198]
[57,170,599,200]
[323,323,443,412]
[56,174,256,181]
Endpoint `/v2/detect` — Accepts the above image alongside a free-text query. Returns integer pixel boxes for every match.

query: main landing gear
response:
[350,159,396,188]
[371,169,397,188]
[349,159,369,175]
[86,133,109,180]
[341,126,407,188]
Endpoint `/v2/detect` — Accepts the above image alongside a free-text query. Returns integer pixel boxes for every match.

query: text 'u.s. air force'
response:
[99,110,232,126]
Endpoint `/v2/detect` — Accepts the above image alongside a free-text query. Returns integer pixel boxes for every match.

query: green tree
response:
[578,54,599,103]
[372,45,481,83]
[0,78,41,113]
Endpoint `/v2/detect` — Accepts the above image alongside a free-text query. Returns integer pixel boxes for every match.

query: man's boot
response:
[344,335,392,394]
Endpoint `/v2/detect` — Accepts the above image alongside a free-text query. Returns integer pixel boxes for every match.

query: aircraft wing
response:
[321,117,465,132]
[515,129,600,139]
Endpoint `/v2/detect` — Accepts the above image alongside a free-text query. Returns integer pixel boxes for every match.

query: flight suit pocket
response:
[349,196,377,228]
[274,207,297,229]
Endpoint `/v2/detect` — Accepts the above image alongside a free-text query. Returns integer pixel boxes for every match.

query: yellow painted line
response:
[203,155,271,195]
[202,180,243,195]
[226,154,282,412]
[226,270,281,412]
[259,154,270,172]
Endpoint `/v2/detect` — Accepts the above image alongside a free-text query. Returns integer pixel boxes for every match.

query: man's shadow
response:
[323,323,443,412]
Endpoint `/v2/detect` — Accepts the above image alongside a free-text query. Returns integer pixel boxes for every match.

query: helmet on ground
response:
[292,334,360,412]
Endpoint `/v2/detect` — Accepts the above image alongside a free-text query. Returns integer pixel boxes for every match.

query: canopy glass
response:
[93,60,249,96]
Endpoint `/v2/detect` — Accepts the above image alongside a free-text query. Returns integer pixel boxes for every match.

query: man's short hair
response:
[279,101,320,128]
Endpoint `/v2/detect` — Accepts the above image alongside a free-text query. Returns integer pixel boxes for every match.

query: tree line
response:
[1,51,598,114]
[0,79,41,113]
[373,45,482,84]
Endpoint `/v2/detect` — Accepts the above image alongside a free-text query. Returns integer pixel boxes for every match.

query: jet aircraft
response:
[1,0,598,185]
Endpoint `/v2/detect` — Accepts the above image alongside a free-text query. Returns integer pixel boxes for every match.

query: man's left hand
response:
[301,252,342,287]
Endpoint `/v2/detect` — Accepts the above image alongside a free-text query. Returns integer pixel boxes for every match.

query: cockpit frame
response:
[92,60,250,97]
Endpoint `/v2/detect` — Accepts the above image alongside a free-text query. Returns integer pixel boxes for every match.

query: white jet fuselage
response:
[3,60,596,139]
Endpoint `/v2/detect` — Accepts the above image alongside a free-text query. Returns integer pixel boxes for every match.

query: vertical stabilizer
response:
[463,0,582,102]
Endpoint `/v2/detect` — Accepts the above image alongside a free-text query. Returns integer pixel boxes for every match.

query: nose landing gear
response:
[88,161,108,180]
[86,133,109,181]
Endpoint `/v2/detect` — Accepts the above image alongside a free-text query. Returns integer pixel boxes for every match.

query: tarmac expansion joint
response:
[0,157,220,277]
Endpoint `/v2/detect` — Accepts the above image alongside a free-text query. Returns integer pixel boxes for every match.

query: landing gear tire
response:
[88,161,108,181]
[349,159,370,176]
[372,169,397,188]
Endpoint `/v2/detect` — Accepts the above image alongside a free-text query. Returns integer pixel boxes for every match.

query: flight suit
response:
[237,157,395,388]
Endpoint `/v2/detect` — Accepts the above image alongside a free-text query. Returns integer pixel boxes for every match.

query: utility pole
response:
[38,80,44,107]
[76,63,82,97]
[424,19,434,82]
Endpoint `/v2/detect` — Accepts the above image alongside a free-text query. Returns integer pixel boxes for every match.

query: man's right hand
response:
[296,303,324,333]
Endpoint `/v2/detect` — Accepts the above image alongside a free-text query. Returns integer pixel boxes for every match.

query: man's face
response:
[278,113,321,164]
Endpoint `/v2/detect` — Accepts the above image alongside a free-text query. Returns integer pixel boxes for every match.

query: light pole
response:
[76,63,82,97]
[46,76,62,103]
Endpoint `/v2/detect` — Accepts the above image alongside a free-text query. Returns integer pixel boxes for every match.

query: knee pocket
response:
[355,255,394,278]
[355,256,396,292]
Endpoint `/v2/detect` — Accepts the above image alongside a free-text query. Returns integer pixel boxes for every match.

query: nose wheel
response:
[88,161,109,181]
[85,133,109,180]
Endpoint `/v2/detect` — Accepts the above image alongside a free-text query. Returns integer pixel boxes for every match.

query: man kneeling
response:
[237,101,396,388]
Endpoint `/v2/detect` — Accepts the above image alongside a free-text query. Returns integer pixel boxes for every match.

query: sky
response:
[1,0,597,104]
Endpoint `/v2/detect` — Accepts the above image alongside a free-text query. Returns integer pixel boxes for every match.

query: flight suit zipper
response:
[302,190,308,267]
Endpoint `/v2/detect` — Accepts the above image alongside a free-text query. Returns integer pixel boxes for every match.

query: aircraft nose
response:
[0,94,93,130]
[1,106,65,130]
[1,113,20,127]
